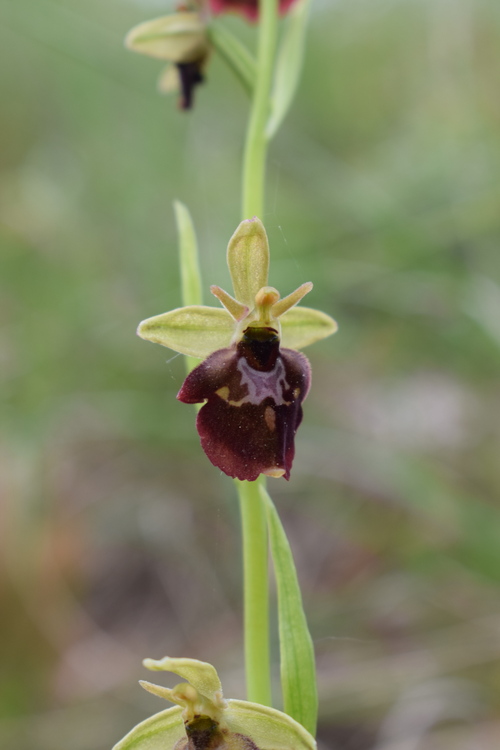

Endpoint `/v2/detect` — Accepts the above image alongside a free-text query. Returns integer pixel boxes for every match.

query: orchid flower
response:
[137,218,337,481]
[125,10,210,109]
[113,656,316,750]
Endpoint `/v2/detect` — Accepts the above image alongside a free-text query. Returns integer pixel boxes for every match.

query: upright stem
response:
[237,477,272,706]
[237,0,279,707]
[241,0,279,219]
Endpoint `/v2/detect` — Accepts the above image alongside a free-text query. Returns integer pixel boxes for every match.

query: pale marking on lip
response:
[263,467,286,478]
[264,405,276,432]
[214,357,292,407]
[236,357,290,406]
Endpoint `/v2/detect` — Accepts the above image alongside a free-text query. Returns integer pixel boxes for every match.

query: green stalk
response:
[237,0,279,707]
[237,477,272,706]
[241,0,279,219]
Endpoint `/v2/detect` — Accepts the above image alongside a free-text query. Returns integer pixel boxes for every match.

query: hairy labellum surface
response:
[177,327,311,481]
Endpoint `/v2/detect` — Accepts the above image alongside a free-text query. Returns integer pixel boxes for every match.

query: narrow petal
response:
[227,218,270,308]
[125,13,207,63]
[226,699,316,749]
[280,306,338,350]
[137,306,234,358]
[271,281,313,318]
[210,285,249,321]
[140,679,176,704]
[112,706,184,750]
[157,63,180,94]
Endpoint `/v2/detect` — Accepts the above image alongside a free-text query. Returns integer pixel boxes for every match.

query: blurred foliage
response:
[1,0,500,748]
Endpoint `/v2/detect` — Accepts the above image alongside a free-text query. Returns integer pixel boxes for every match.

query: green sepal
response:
[225,699,316,749]
[112,706,184,750]
[261,487,318,736]
[137,306,233,358]
[125,13,207,62]
[266,0,312,139]
[280,306,338,350]
[208,22,256,95]
[227,218,270,309]
[143,656,222,700]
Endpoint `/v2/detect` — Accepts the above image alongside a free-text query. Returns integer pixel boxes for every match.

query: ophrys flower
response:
[125,10,210,109]
[113,656,317,750]
[138,218,337,481]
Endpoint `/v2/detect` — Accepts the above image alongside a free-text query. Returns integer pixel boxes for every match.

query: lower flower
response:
[112,656,316,750]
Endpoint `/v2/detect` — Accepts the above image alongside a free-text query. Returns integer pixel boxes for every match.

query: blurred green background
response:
[1,0,500,748]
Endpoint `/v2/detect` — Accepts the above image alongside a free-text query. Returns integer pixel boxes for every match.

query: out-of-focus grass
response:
[1,0,500,748]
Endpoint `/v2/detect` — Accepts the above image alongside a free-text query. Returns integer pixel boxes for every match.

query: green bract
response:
[112,656,317,750]
[137,217,337,358]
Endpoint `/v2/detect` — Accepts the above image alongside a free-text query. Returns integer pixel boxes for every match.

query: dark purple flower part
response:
[175,715,260,750]
[176,60,205,109]
[177,326,311,481]
[208,0,297,22]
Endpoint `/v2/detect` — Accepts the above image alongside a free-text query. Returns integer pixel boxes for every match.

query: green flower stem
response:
[241,0,279,219]
[237,0,279,709]
[236,476,272,706]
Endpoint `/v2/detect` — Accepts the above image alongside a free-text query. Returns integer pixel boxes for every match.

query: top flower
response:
[113,656,317,749]
[209,0,298,22]
[125,11,210,109]
[137,218,337,482]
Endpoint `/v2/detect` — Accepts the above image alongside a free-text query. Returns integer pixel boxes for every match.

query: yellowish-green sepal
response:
[143,657,223,701]
[227,218,270,308]
[112,706,184,750]
[137,306,233,358]
[125,13,207,63]
[280,306,338,350]
[225,700,316,749]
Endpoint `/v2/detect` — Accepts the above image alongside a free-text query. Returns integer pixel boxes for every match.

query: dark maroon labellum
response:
[177,60,205,110]
[177,327,311,481]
